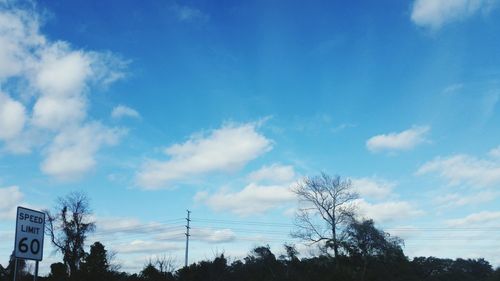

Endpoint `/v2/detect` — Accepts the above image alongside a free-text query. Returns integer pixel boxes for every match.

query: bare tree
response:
[107,249,122,272]
[45,192,95,278]
[292,173,358,258]
[154,254,178,274]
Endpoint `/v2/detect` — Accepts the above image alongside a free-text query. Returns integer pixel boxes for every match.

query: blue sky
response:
[1,0,500,274]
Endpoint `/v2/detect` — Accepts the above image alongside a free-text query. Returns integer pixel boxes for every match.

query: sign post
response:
[13,207,45,281]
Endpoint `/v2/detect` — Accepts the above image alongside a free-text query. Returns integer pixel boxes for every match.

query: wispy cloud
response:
[355,199,424,223]
[366,126,430,153]
[41,123,126,181]
[446,211,500,227]
[171,3,209,23]
[111,105,140,120]
[411,0,499,30]
[416,152,500,187]
[194,183,296,216]
[434,190,499,208]
[489,145,500,158]
[0,186,23,220]
[114,240,182,254]
[247,164,296,184]
[0,92,26,141]
[136,122,273,189]
[351,177,395,200]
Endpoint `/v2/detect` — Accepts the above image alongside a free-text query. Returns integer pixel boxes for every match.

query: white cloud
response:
[247,164,296,184]
[195,183,296,216]
[351,177,395,200]
[181,228,236,244]
[34,44,91,97]
[111,105,140,119]
[442,83,464,95]
[95,217,144,233]
[41,122,126,181]
[366,126,430,153]
[94,217,184,237]
[0,4,128,179]
[32,96,87,130]
[355,199,424,223]
[489,146,500,158]
[0,186,23,220]
[446,211,500,227]
[411,0,498,30]
[417,154,500,187]
[434,191,498,208]
[0,7,44,79]
[386,225,422,241]
[115,240,182,254]
[172,4,209,23]
[0,92,26,140]
[136,122,272,189]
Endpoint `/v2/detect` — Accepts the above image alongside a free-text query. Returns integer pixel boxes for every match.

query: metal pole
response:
[184,210,191,267]
[12,258,18,281]
[33,261,39,281]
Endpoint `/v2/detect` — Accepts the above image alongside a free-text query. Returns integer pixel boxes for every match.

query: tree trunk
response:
[332,214,338,258]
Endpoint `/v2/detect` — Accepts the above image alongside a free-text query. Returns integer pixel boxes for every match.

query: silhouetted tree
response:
[153,254,177,277]
[489,267,500,281]
[343,219,404,281]
[81,241,109,281]
[0,264,5,280]
[3,252,27,281]
[292,173,358,257]
[140,263,164,281]
[48,262,68,281]
[45,192,96,279]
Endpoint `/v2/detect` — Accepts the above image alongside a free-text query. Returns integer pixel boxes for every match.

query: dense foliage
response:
[1,243,499,281]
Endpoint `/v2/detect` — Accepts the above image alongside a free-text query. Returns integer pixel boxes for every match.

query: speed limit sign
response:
[14,207,45,261]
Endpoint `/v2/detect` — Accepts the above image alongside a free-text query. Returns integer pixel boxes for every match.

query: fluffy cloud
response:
[0,92,26,140]
[351,177,395,200]
[355,199,424,223]
[0,7,44,79]
[194,183,296,216]
[33,44,91,97]
[0,186,23,220]
[111,105,140,119]
[32,96,87,130]
[417,153,500,187]
[366,126,429,153]
[41,123,125,181]
[411,0,498,30]
[0,3,127,179]
[247,164,296,184]
[136,122,272,188]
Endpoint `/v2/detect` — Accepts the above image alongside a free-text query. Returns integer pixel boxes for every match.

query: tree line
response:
[0,173,499,281]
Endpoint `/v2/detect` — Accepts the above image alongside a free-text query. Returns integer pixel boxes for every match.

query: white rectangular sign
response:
[14,206,45,261]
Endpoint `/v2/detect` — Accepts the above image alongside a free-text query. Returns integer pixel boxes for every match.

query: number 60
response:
[18,237,40,255]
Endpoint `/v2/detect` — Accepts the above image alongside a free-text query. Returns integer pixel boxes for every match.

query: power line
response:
[192,218,294,228]
[92,218,184,235]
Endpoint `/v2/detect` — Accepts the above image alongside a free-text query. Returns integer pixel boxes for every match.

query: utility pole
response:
[184,210,191,268]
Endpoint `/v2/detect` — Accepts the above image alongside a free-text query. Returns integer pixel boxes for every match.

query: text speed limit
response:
[14,207,45,261]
